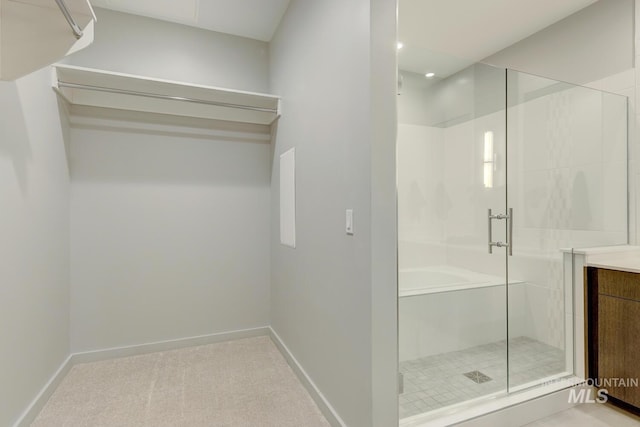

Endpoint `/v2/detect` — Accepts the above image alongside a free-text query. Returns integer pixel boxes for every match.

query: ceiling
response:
[90,0,598,68]
[398,0,598,77]
[90,0,291,41]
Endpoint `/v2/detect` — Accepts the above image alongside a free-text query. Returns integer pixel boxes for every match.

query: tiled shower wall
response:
[583,68,636,245]
[398,67,630,356]
[398,80,630,271]
[581,0,639,244]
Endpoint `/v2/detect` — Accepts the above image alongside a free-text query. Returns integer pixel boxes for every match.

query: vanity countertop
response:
[585,247,640,274]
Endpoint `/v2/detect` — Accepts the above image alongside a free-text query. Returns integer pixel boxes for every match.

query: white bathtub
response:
[399,265,522,297]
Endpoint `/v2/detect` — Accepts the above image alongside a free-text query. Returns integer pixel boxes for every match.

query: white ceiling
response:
[398,0,598,77]
[90,0,598,69]
[90,0,291,41]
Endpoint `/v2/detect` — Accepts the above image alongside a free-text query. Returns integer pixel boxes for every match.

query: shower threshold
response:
[399,374,581,427]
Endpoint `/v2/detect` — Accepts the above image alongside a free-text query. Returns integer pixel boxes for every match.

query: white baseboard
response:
[72,326,270,364]
[13,355,73,427]
[268,327,346,427]
[14,326,269,426]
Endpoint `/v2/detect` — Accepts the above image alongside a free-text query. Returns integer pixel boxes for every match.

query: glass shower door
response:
[397,63,511,418]
[398,63,628,422]
[505,69,628,391]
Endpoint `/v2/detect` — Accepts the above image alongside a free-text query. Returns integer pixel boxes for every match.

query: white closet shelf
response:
[52,64,281,125]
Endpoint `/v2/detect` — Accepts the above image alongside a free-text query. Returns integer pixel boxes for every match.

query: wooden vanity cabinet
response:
[587,267,640,412]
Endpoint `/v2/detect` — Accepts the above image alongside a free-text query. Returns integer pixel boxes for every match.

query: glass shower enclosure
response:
[397,63,628,421]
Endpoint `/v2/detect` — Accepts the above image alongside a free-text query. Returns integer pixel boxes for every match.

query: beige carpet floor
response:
[32,336,330,427]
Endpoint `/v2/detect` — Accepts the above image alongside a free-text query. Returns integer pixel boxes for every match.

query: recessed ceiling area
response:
[90,0,291,41]
[398,0,598,77]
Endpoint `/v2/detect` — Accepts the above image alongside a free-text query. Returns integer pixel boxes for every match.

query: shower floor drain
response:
[463,370,492,384]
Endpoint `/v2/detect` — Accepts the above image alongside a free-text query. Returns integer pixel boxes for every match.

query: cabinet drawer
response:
[597,269,640,302]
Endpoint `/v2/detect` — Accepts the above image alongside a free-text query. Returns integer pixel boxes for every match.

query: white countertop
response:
[585,246,640,274]
[570,245,640,255]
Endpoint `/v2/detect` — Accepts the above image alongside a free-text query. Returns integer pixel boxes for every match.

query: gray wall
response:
[485,0,633,85]
[69,111,271,352]
[65,10,273,352]
[0,69,71,426]
[370,0,400,425]
[65,8,270,93]
[0,5,401,426]
[269,0,374,425]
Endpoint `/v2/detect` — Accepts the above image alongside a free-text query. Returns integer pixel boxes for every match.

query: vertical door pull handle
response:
[488,208,512,255]
[488,208,493,254]
[507,208,513,256]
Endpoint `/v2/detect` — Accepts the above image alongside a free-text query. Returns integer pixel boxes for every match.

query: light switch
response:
[346,209,354,235]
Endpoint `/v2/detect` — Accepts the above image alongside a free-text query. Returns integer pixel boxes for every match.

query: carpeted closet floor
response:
[32,336,330,427]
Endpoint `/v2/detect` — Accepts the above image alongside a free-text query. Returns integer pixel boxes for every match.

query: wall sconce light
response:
[483,131,494,188]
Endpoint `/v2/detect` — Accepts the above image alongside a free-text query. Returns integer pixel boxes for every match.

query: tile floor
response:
[32,336,330,427]
[399,336,565,419]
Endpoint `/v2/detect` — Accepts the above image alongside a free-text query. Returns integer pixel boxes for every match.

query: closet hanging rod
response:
[54,0,84,39]
[57,81,280,113]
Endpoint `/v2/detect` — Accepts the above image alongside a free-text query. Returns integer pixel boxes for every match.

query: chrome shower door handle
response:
[488,208,512,255]
[488,208,493,254]
[507,208,513,256]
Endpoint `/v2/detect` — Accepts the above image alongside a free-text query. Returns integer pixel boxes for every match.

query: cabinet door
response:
[599,294,640,406]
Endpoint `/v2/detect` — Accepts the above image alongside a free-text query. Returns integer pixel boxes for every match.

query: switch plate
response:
[346,209,354,235]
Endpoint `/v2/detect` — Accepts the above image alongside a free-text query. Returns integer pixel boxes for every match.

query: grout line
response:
[399,337,566,418]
